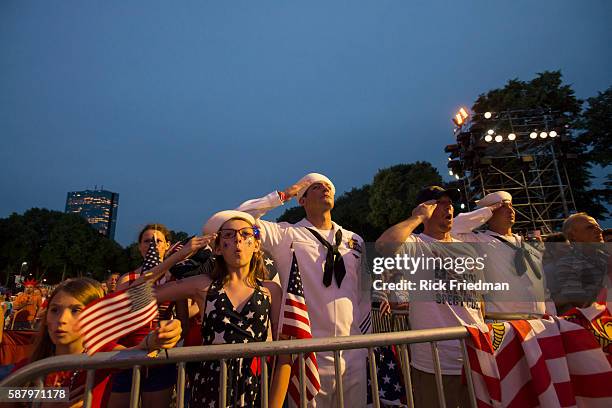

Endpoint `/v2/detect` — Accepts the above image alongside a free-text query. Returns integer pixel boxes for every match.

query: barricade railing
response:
[1,326,477,408]
[485,311,545,321]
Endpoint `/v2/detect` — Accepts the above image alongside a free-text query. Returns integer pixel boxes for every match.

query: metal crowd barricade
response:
[1,328,478,408]
[485,311,545,322]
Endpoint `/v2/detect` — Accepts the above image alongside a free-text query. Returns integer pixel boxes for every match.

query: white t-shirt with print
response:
[399,233,486,375]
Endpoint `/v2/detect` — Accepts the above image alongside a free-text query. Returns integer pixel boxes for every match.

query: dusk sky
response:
[1,1,610,246]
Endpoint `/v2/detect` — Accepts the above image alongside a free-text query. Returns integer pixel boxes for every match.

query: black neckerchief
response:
[306,228,346,288]
[490,234,542,280]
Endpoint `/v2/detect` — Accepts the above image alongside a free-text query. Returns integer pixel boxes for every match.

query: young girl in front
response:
[11,278,182,408]
[149,210,290,408]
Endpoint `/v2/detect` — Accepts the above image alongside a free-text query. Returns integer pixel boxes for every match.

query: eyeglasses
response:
[219,227,259,240]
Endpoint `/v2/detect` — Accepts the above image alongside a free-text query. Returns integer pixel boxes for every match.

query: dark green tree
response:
[332,185,381,241]
[576,86,612,207]
[277,206,306,224]
[0,209,131,285]
[368,162,443,229]
[578,86,612,167]
[169,230,190,243]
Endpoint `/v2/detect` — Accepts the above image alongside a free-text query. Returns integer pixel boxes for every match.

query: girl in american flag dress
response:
[154,210,291,408]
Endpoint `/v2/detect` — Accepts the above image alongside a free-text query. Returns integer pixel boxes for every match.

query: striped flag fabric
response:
[281,252,321,405]
[360,310,372,335]
[366,345,406,406]
[465,303,612,407]
[561,302,612,365]
[79,281,158,355]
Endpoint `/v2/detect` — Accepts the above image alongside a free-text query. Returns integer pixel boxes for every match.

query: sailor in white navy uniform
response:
[451,191,556,316]
[236,173,371,407]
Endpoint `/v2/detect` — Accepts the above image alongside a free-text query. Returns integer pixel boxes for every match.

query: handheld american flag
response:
[79,281,158,355]
[281,252,321,404]
[79,239,160,355]
[142,236,162,273]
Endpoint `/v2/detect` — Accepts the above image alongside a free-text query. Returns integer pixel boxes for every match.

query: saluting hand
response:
[412,200,437,221]
[283,178,312,200]
[178,234,216,259]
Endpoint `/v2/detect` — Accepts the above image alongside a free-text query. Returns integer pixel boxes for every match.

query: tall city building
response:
[65,188,119,240]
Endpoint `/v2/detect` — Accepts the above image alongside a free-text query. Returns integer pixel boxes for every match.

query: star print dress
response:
[190,279,271,408]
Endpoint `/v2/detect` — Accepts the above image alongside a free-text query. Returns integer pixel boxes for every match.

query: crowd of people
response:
[1,172,610,407]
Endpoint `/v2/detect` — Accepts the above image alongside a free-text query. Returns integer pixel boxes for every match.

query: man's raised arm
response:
[375,200,437,255]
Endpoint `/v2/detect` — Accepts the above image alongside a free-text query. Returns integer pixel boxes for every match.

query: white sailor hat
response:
[296,173,336,201]
[203,210,256,235]
[475,191,512,208]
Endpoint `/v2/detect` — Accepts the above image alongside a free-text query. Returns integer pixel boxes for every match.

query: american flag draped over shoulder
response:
[78,240,159,355]
[465,303,612,407]
[281,252,321,405]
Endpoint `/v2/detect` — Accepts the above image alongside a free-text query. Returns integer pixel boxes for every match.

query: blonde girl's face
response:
[216,219,260,268]
[46,291,85,348]
[139,229,170,260]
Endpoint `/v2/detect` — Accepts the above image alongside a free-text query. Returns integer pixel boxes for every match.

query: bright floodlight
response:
[453,107,469,126]
[549,130,557,137]
[487,129,494,135]
[484,135,493,142]
[460,203,466,209]
[530,132,538,139]
[484,112,492,119]
[454,174,460,180]
[508,133,516,141]
[495,135,503,143]
[449,170,453,176]
[540,132,548,139]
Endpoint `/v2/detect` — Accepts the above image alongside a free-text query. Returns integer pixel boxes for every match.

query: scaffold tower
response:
[445,108,577,235]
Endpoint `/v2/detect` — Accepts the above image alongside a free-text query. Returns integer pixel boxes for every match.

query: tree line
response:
[0,209,188,285]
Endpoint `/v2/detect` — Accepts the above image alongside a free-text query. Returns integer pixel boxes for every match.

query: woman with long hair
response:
[149,210,290,408]
[14,278,181,408]
[110,223,185,408]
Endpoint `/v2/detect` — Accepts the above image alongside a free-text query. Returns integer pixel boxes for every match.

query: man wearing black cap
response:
[376,186,485,408]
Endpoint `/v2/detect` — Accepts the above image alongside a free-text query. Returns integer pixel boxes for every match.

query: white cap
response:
[296,173,336,201]
[475,191,512,208]
[203,210,256,235]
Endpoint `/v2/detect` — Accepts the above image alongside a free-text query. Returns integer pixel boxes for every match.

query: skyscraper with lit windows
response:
[65,189,119,239]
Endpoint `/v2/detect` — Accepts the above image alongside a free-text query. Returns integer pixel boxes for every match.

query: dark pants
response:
[411,367,471,408]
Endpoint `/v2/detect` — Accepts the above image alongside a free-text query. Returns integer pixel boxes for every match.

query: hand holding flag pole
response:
[141,319,182,357]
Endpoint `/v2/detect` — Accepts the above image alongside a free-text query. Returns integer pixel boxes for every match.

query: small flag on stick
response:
[281,252,321,404]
